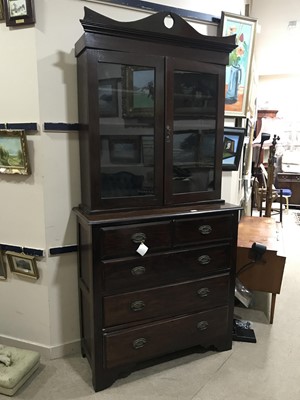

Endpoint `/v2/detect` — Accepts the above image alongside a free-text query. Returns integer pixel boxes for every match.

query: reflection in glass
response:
[98,62,155,198]
[172,70,217,194]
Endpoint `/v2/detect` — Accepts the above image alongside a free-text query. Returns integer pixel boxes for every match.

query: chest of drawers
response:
[277,173,300,206]
[74,203,240,391]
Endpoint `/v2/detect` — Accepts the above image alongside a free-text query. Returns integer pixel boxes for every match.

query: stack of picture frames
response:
[0,0,35,27]
[0,251,39,280]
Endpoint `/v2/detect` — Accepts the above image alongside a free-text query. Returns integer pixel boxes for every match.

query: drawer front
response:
[174,215,233,246]
[103,274,229,327]
[102,244,231,292]
[100,221,172,258]
[278,174,300,183]
[104,306,229,368]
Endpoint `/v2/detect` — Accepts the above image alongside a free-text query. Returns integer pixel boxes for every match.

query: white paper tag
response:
[136,242,148,256]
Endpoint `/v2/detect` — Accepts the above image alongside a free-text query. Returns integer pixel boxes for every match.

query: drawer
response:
[104,306,229,368]
[100,221,172,258]
[174,215,233,246]
[278,174,300,183]
[103,274,229,327]
[102,244,231,292]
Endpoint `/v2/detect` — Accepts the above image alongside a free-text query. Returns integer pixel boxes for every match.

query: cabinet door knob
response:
[198,225,212,235]
[165,125,171,143]
[197,320,209,331]
[131,232,147,244]
[132,337,147,349]
[197,287,210,297]
[131,300,145,312]
[198,255,211,265]
[131,266,146,276]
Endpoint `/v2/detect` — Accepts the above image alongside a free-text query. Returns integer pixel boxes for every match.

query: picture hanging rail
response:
[82,0,220,24]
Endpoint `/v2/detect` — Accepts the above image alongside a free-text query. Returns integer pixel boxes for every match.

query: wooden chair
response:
[252,173,283,222]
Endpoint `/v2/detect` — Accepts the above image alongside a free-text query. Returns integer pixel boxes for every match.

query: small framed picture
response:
[0,252,7,280]
[222,127,245,171]
[0,130,31,175]
[0,1,5,21]
[122,66,155,118]
[109,137,141,164]
[6,251,39,279]
[3,0,35,27]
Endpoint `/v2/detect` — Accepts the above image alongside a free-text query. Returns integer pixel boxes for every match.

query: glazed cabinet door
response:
[164,58,225,205]
[88,50,165,211]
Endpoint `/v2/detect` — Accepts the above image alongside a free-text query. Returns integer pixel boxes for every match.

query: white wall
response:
[252,0,300,123]
[0,0,243,357]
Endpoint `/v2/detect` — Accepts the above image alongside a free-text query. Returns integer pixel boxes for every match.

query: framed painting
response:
[0,130,31,175]
[173,130,199,165]
[6,251,39,279]
[173,72,217,119]
[0,1,4,21]
[98,78,119,117]
[220,12,257,117]
[109,136,141,164]
[222,126,245,171]
[0,252,7,280]
[3,0,35,27]
[122,66,155,118]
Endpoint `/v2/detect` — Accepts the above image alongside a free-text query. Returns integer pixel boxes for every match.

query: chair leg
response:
[284,196,290,213]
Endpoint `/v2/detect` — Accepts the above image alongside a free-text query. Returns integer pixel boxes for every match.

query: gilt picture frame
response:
[220,12,257,117]
[0,252,7,280]
[122,66,155,118]
[0,130,31,175]
[3,0,35,27]
[6,251,39,279]
[0,1,5,21]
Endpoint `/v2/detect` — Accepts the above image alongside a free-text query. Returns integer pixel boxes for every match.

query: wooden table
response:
[236,216,286,323]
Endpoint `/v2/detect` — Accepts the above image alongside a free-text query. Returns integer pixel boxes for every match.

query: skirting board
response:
[0,335,81,360]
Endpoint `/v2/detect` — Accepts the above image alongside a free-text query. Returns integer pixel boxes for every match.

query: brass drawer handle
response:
[133,337,147,349]
[131,266,146,276]
[130,300,145,312]
[198,255,211,265]
[197,320,209,331]
[198,225,212,235]
[131,232,147,244]
[197,287,210,297]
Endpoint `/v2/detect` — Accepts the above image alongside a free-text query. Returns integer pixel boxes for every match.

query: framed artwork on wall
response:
[3,0,35,27]
[0,130,31,175]
[0,252,7,280]
[109,137,141,164]
[0,1,5,21]
[6,251,39,279]
[122,66,155,118]
[222,126,245,171]
[220,12,256,117]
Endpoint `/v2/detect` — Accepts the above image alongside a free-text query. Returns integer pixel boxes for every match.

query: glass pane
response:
[98,62,155,199]
[173,70,217,194]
